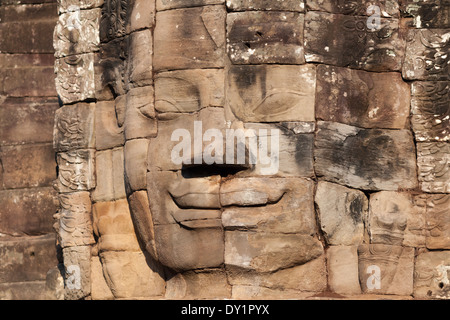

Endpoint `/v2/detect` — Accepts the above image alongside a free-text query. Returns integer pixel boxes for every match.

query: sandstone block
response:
[417,142,450,193]
[414,251,450,299]
[0,97,58,145]
[90,256,114,300]
[93,199,141,252]
[125,86,157,140]
[155,69,225,113]
[306,0,399,16]
[124,139,149,191]
[54,103,96,152]
[99,251,165,299]
[316,65,410,129]
[58,0,104,13]
[225,231,323,272]
[227,255,327,293]
[55,53,96,105]
[57,149,96,193]
[358,244,414,296]
[401,0,450,28]
[127,29,153,88]
[425,194,450,250]
[411,81,449,142]
[0,144,56,189]
[92,148,126,202]
[0,235,58,283]
[314,121,418,191]
[403,29,449,81]
[127,0,155,33]
[95,101,124,151]
[53,8,100,58]
[227,11,305,64]
[62,245,91,300]
[315,181,367,246]
[227,64,315,122]
[0,188,57,236]
[154,6,226,71]
[304,11,405,72]
[56,192,95,248]
[165,269,230,300]
[156,0,224,11]
[228,0,305,11]
[327,246,361,295]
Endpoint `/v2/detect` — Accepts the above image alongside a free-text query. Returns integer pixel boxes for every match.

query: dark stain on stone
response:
[349,195,364,224]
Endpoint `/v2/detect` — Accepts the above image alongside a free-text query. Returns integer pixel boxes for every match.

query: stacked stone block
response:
[52,0,450,300]
[0,0,60,300]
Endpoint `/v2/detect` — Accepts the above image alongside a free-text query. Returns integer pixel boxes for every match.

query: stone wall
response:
[0,0,61,299]
[50,0,450,300]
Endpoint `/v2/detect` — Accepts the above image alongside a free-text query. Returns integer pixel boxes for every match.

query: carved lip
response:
[170,192,221,209]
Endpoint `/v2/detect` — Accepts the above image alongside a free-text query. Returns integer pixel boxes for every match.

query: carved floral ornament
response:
[51,0,450,300]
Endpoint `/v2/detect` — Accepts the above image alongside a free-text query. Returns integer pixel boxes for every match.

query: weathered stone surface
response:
[55,53,96,105]
[0,144,56,189]
[411,81,449,142]
[0,235,58,283]
[231,285,315,299]
[95,101,124,150]
[316,65,410,129]
[327,246,361,295]
[147,170,224,271]
[92,148,126,202]
[57,149,96,193]
[369,191,427,247]
[227,11,305,64]
[0,188,57,236]
[222,178,316,234]
[148,108,227,171]
[165,269,230,299]
[304,11,406,72]
[57,0,104,13]
[95,38,127,100]
[62,245,91,300]
[0,17,56,54]
[403,29,450,81]
[154,6,226,71]
[128,191,156,258]
[315,121,418,191]
[99,0,128,42]
[127,29,153,88]
[228,0,305,11]
[315,181,367,246]
[425,194,450,250]
[53,8,100,58]
[127,0,155,33]
[124,139,149,191]
[155,69,225,113]
[227,64,315,122]
[99,251,165,299]
[225,231,323,272]
[93,199,141,252]
[125,86,157,140]
[227,255,327,292]
[54,103,96,152]
[0,281,49,300]
[0,54,57,97]
[90,256,114,300]
[414,251,450,299]
[0,98,58,145]
[153,223,225,272]
[243,123,315,177]
[227,255,327,293]
[156,0,224,11]
[307,0,399,16]
[401,0,450,28]
[417,142,450,193]
[358,244,414,296]
[56,192,95,248]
